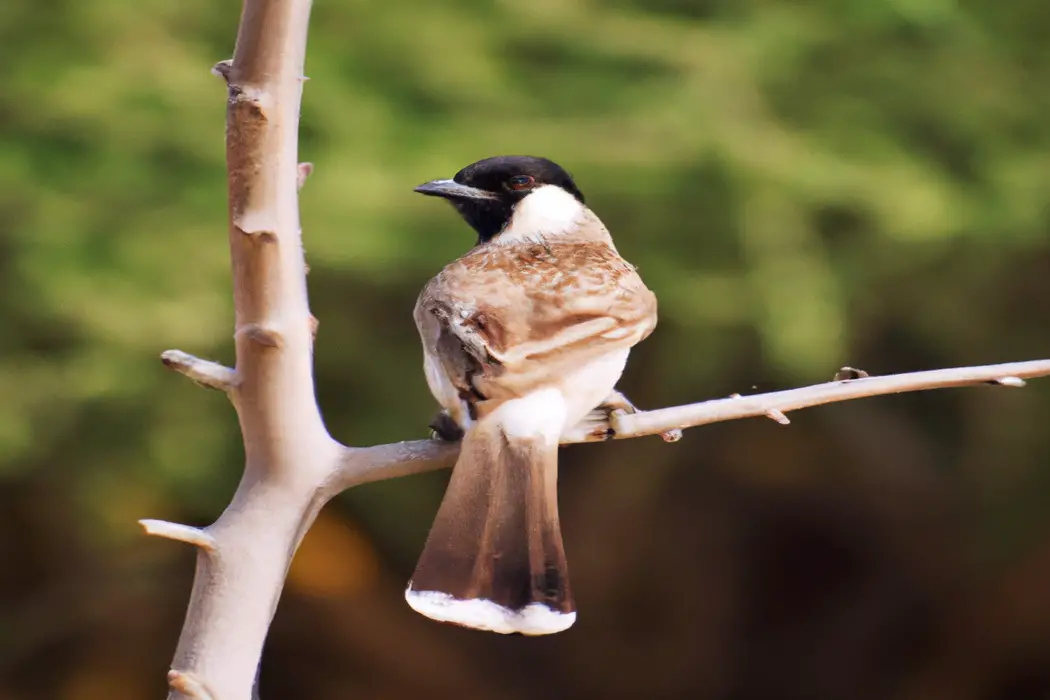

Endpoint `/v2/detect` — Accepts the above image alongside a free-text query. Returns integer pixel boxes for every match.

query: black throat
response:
[450,198,516,244]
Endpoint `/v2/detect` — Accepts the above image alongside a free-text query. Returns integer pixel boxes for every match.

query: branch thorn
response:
[661,428,683,442]
[835,366,870,381]
[161,350,237,391]
[211,59,233,82]
[140,520,218,552]
[237,324,283,348]
[765,408,791,425]
[297,162,313,190]
[168,670,216,700]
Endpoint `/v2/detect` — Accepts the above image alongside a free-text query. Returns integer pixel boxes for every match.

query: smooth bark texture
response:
[145,0,336,698]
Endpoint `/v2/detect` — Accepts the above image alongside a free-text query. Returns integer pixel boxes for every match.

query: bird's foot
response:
[580,390,683,443]
[429,410,465,442]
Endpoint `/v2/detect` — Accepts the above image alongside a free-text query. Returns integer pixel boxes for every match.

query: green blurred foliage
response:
[2,0,1050,698]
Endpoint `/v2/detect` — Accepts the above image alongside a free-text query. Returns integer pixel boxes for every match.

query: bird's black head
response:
[414,155,585,243]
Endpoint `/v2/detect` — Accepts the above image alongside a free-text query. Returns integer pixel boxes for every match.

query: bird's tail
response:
[406,403,574,635]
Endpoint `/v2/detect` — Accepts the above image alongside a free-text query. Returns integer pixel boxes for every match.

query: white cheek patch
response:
[499,185,586,242]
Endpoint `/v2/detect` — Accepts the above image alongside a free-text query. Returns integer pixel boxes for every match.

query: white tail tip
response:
[405,586,576,635]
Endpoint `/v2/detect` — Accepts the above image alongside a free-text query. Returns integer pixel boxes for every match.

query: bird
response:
[408,155,658,635]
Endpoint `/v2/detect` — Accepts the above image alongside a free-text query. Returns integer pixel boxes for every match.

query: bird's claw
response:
[588,390,683,443]
[429,410,465,442]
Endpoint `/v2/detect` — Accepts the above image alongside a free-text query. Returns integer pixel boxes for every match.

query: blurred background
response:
[2,0,1050,697]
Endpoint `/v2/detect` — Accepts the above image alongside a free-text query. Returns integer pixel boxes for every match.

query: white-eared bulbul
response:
[408,155,658,635]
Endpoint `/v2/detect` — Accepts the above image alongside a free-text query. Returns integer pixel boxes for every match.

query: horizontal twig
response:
[615,359,1050,439]
[161,350,238,392]
[336,359,1050,486]
[328,439,460,492]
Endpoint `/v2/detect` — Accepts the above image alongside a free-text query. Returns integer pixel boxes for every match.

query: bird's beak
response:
[414,179,498,201]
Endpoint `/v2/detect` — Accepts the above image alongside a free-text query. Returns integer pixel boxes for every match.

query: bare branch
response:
[160,350,238,392]
[149,0,332,698]
[140,520,218,552]
[331,359,1050,486]
[614,359,1050,439]
[324,440,460,495]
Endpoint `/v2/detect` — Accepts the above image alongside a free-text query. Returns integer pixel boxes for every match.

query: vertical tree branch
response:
[147,1,341,698]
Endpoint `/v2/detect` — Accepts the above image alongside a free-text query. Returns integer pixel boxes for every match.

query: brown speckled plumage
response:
[406,156,657,634]
[415,233,657,421]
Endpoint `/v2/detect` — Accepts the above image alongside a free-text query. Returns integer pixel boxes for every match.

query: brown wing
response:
[414,241,657,413]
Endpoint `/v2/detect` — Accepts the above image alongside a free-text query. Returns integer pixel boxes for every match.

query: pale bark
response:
[140,0,1050,696]
[144,0,333,697]
[318,358,1050,495]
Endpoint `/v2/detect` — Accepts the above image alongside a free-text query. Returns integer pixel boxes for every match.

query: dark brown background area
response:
[2,0,1050,697]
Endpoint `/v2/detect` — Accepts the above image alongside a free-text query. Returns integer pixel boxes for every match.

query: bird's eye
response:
[507,175,535,190]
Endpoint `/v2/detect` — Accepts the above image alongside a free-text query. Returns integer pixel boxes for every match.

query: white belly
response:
[557,349,631,429]
[424,346,630,436]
